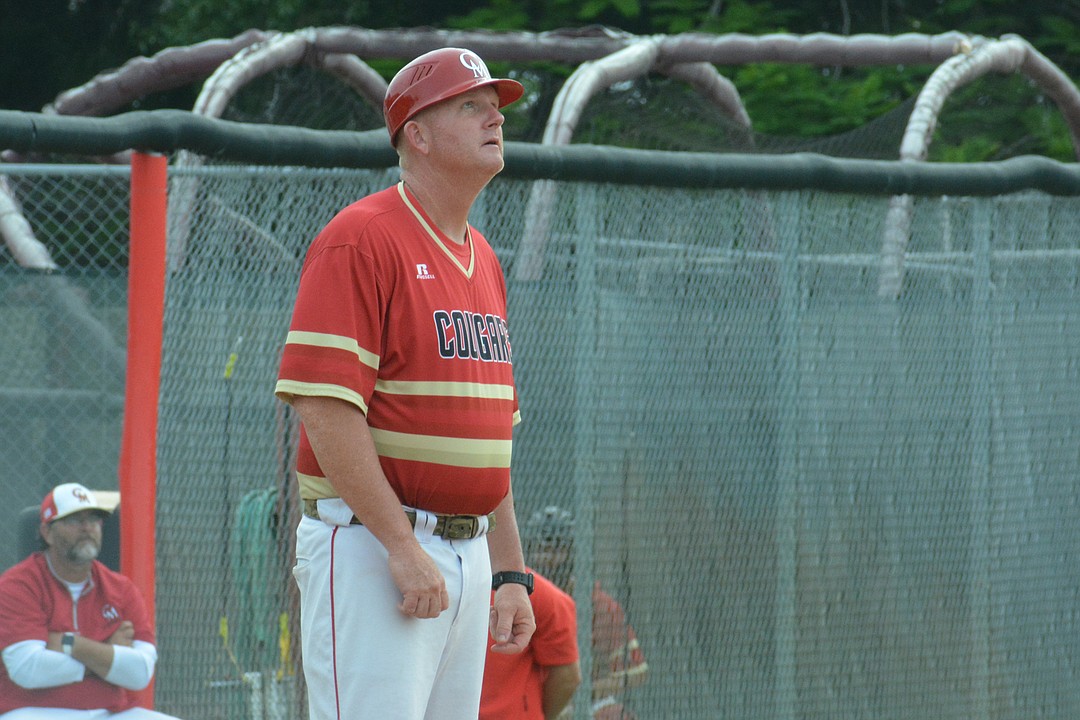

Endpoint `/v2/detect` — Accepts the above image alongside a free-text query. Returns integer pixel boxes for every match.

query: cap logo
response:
[459,52,489,79]
[72,488,89,503]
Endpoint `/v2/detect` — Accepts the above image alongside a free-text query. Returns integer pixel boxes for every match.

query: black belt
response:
[302,499,495,540]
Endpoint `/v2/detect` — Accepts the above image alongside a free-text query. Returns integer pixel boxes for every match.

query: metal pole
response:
[969,200,993,719]
[119,151,167,708]
[775,192,801,720]
[572,183,598,720]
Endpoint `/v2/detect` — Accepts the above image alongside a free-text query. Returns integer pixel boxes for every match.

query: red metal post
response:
[120,151,167,708]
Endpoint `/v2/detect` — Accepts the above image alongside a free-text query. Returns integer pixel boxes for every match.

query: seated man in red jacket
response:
[0,483,181,719]
[479,566,581,720]
[481,505,648,720]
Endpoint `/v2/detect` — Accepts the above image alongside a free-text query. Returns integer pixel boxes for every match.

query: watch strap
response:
[492,570,534,595]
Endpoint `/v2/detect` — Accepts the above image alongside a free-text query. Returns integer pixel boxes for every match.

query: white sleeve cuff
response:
[104,640,158,690]
[2,639,85,689]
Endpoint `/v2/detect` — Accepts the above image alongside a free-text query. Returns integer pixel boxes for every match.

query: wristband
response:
[492,570,534,595]
[61,632,75,656]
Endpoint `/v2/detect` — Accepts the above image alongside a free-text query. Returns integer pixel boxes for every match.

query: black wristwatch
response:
[61,632,75,656]
[492,570,534,595]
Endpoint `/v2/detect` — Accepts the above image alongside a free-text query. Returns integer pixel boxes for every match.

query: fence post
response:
[775,191,801,720]
[572,183,598,720]
[969,200,993,719]
[120,151,167,708]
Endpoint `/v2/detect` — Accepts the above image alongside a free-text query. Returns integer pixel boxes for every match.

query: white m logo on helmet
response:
[459,52,489,79]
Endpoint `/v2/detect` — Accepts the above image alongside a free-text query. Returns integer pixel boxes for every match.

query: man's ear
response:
[401,120,429,155]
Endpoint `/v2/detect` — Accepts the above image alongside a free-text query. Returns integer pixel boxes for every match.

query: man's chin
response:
[71,543,100,563]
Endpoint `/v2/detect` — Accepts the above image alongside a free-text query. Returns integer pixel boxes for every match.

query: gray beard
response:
[70,541,100,563]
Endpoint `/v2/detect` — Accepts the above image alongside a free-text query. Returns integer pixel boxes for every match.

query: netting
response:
[208,60,1071,162]
[3,161,1080,719]
[218,64,384,132]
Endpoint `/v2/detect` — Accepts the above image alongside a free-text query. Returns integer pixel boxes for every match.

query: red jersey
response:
[480,569,578,720]
[593,699,639,720]
[0,552,154,713]
[592,583,648,686]
[276,183,520,515]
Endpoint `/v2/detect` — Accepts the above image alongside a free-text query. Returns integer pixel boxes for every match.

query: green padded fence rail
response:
[1,108,1079,195]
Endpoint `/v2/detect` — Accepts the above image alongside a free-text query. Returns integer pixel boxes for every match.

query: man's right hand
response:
[388,545,449,618]
[292,394,451,619]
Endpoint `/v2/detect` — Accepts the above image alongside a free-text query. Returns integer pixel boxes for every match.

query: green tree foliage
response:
[1,0,1078,160]
[0,0,156,112]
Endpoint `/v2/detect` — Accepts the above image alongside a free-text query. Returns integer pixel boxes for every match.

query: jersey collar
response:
[397,181,475,279]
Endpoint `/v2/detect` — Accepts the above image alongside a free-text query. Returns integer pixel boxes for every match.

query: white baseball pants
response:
[293,504,491,720]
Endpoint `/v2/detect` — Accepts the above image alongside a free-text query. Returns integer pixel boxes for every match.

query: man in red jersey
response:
[479,567,580,720]
[482,506,648,720]
[0,483,180,719]
[275,47,535,720]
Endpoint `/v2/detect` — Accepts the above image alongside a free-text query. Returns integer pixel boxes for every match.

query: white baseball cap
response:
[40,483,115,523]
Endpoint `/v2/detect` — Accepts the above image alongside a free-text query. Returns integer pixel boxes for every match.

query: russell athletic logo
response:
[433,309,512,363]
[416,264,435,280]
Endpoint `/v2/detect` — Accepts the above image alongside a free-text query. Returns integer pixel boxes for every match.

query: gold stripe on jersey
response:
[374,379,515,401]
[297,472,336,500]
[274,379,369,415]
[370,427,512,469]
[398,182,475,279]
[285,330,380,371]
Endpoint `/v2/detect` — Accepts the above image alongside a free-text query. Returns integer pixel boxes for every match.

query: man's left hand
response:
[489,584,535,654]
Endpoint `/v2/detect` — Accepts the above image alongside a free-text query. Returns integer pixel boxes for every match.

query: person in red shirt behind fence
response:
[481,506,649,720]
[480,566,581,719]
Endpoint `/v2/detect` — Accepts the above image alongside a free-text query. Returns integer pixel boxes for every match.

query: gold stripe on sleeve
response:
[286,330,380,371]
[274,380,369,415]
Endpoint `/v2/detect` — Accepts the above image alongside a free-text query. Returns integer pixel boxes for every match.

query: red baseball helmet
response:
[383,47,524,146]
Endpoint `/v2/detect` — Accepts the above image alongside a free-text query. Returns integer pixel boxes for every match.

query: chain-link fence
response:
[3,160,1080,720]
[1,165,129,565]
